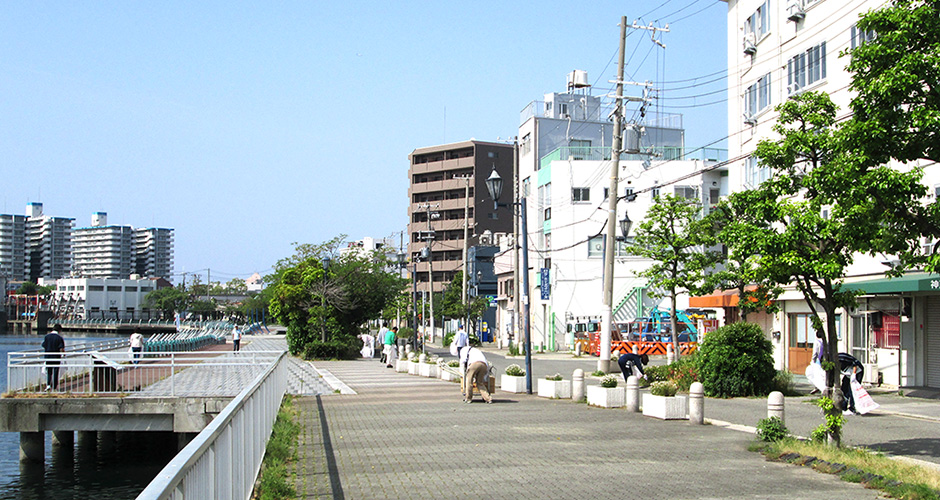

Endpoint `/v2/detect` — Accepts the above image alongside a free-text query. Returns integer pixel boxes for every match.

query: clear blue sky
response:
[1,1,727,284]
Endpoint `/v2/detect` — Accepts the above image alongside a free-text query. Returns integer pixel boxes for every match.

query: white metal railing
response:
[7,350,282,396]
[136,352,287,500]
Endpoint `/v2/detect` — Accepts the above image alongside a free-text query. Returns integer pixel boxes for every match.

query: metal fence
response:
[136,352,287,500]
[7,350,282,396]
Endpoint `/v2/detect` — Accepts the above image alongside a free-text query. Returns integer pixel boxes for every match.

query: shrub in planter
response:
[667,354,699,392]
[650,380,678,397]
[505,364,525,377]
[696,322,775,398]
[756,416,789,442]
[600,374,619,388]
[590,370,606,378]
[643,364,669,383]
[545,373,563,381]
[447,360,459,368]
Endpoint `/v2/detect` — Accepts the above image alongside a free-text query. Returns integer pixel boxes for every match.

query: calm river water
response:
[0,334,177,499]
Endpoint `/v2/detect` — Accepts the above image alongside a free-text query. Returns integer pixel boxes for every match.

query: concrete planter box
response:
[408,361,420,375]
[501,374,526,393]
[587,385,625,408]
[395,360,409,373]
[642,394,688,420]
[440,367,460,382]
[419,363,438,378]
[537,379,571,399]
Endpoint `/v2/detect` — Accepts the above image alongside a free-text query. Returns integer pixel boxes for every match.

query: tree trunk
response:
[670,291,680,360]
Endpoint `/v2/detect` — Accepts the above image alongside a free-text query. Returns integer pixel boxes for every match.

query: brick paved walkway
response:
[289,357,886,500]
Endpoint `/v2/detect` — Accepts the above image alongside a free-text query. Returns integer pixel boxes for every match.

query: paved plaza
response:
[278,341,940,500]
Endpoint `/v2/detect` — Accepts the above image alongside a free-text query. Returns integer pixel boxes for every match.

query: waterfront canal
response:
[0,334,177,499]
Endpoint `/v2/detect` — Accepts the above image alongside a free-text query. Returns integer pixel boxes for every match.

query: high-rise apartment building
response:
[0,214,27,281]
[72,212,135,279]
[407,140,514,295]
[134,227,174,280]
[25,202,73,282]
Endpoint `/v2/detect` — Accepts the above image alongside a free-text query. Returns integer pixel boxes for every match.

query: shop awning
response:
[689,289,740,308]
[842,273,940,294]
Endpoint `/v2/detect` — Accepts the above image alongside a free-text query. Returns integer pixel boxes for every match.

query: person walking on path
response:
[129,328,145,364]
[617,351,649,382]
[460,346,492,404]
[232,325,242,352]
[42,324,65,391]
[454,323,469,374]
[384,327,398,368]
[378,322,390,364]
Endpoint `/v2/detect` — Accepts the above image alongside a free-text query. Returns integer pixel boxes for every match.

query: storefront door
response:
[788,313,813,374]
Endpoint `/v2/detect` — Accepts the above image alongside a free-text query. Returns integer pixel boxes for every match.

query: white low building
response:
[52,276,166,320]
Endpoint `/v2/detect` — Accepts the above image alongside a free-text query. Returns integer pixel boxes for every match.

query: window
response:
[789,313,812,348]
[652,186,661,198]
[744,73,772,120]
[88,285,104,291]
[745,156,771,188]
[559,103,569,117]
[588,236,605,258]
[788,41,827,94]
[569,139,591,160]
[850,25,875,50]
[538,183,551,223]
[674,185,699,201]
[624,187,635,201]
[572,187,590,202]
[125,286,137,292]
[520,133,532,157]
[744,0,771,40]
[522,177,531,196]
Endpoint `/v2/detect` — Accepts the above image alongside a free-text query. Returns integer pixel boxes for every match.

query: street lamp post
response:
[485,165,533,394]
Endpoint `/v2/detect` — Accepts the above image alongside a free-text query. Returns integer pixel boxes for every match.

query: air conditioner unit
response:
[742,32,757,55]
[743,112,757,126]
[787,82,802,95]
[787,0,806,21]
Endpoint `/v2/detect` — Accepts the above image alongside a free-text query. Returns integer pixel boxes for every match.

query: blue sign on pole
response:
[540,268,550,300]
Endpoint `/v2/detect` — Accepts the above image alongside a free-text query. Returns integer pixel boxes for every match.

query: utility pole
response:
[600,18,667,372]
[600,16,629,373]
[513,139,520,350]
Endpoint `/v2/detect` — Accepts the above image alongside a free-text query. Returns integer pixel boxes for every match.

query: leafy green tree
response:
[627,194,722,357]
[723,92,928,434]
[144,287,190,318]
[16,281,39,295]
[224,277,248,294]
[268,237,408,359]
[841,0,940,270]
[189,299,218,319]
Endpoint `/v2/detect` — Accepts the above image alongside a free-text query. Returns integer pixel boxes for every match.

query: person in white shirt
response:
[129,328,145,365]
[460,346,492,404]
[454,324,469,375]
[232,326,242,352]
[378,322,390,363]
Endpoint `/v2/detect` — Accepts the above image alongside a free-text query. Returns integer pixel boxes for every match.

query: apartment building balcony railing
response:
[539,146,728,170]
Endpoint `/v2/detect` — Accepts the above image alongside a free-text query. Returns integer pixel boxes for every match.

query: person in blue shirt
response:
[617,351,649,382]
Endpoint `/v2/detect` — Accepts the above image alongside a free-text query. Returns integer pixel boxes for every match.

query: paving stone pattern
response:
[290,357,884,500]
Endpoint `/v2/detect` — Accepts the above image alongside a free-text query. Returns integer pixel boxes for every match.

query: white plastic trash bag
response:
[805,363,826,392]
[850,378,879,414]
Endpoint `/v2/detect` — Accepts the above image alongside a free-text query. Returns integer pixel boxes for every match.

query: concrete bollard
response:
[575,342,582,357]
[626,375,640,412]
[418,353,427,364]
[689,382,704,425]
[666,344,676,364]
[767,391,785,423]
[572,369,585,402]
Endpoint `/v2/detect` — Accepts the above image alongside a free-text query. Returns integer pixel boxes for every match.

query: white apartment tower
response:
[0,214,27,281]
[513,71,721,349]
[722,0,940,387]
[134,227,174,280]
[25,202,73,282]
[72,212,135,279]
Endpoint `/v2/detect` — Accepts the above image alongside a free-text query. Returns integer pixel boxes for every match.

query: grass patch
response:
[756,438,940,500]
[254,395,301,500]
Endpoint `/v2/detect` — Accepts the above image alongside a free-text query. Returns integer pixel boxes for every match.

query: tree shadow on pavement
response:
[865,438,940,461]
